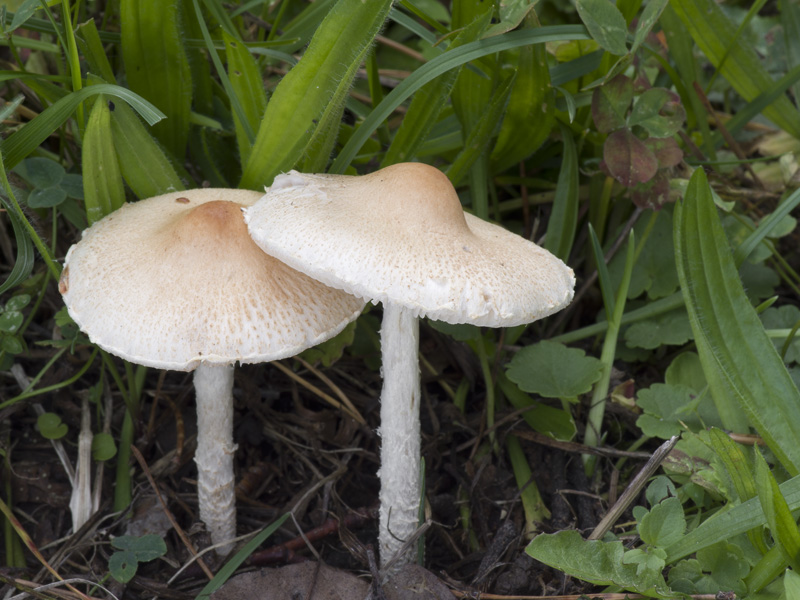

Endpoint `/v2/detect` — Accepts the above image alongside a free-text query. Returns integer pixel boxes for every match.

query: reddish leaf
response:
[645,137,684,169]
[632,171,672,210]
[604,128,658,186]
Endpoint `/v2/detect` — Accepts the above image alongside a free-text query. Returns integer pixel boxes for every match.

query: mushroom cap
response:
[245,163,575,327]
[60,189,366,371]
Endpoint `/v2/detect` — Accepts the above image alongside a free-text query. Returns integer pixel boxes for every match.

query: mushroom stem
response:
[194,363,238,555]
[378,303,421,569]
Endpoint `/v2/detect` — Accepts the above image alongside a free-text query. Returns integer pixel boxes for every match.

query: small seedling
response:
[37,412,68,440]
[109,534,167,583]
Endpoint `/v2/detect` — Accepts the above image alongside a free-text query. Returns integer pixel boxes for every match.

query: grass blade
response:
[224,30,267,167]
[1,83,165,171]
[239,0,393,188]
[492,11,555,172]
[755,447,800,571]
[331,25,590,173]
[544,124,579,262]
[670,0,800,139]
[674,168,800,476]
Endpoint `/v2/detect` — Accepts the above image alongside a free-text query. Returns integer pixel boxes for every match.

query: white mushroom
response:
[60,188,365,555]
[245,163,575,568]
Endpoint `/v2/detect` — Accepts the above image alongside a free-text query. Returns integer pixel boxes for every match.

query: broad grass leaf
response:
[785,569,800,600]
[675,168,800,476]
[240,0,392,188]
[110,101,185,198]
[75,18,116,83]
[120,0,192,157]
[638,497,686,547]
[82,96,125,224]
[452,0,495,135]
[526,530,669,595]
[506,340,603,400]
[224,31,268,168]
[670,0,800,139]
[755,447,800,571]
[447,73,515,185]
[575,0,628,56]
[491,12,555,172]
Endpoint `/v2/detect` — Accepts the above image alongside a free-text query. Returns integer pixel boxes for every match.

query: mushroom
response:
[244,163,575,567]
[60,188,365,555]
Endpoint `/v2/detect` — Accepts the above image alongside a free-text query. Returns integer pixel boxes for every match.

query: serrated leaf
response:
[526,530,669,595]
[675,168,800,476]
[622,547,666,577]
[576,0,628,56]
[592,74,633,133]
[604,128,658,186]
[638,496,686,547]
[635,383,699,439]
[506,341,603,400]
[624,309,692,349]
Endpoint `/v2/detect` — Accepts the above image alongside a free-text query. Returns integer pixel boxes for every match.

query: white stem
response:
[70,395,93,531]
[194,363,238,555]
[378,303,421,569]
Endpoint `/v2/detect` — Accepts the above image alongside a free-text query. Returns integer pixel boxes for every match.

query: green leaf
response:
[75,18,116,84]
[635,383,699,439]
[638,497,686,547]
[82,96,125,224]
[108,549,139,583]
[575,0,628,56]
[506,341,603,400]
[111,534,168,561]
[631,0,669,54]
[665,351,706,393]
[624,309,692,349]
[627,88,685,138]
[92,432,117,461]
[27,187,66,209]
[675,167,800,476]
[0,172,35,295]
[5,294,30,312]
[498,372,576,441]
[299,320,356,368]
[120,0,192,157]
[0,310,23,334]
[786,569,800,600]
[544,124,579,263]
[670,0,800,139]
[526,530,669,595]
[240,0,393,188]
[592,74,633,133]
[755,447,800,571]
[13,157,64,188]
[37,412,68,440]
